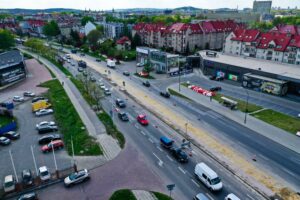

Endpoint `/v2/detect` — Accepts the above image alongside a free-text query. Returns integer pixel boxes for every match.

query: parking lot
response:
[0,86,72,187]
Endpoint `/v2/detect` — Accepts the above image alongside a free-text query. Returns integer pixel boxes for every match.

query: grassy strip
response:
[39,79,102,155]
[43,55,72,77]
[109,189,137,200]
[86,51,107,61]
[44,65,56,78]
[168,88,191,100]
[22,52,33,59]
[70,77,125,148]
[134,73,155,79]
[251,109,300,134]
[152,192,173,200]
[212,93,262,113]
[98,111,125,148]
[0,115,15,127]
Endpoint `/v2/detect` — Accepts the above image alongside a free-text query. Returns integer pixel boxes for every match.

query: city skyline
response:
[0,0,299,10]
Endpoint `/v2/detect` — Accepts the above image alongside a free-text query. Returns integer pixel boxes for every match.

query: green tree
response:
[43,20,60,37]
[131,34,142,49]
[16,15,23,21]
[96,25,104,35]
[122,23,131,39]
[87,29,102,46]
[81,16,95,26]
[0,29,15,50]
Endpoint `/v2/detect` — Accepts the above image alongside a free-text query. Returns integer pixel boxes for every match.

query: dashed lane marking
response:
[148,138,154,143]
[166,155,174,162]
[156,146,163,152]
[206,193,214,200]
[141,131,146,136]
[191,179,200,187]
[178,166,186,174]
[134,124,139,129]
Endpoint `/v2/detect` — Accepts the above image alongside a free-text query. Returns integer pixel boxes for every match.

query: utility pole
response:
[31,145,38,176]
[9,150,18,182]
[71,135,77,172]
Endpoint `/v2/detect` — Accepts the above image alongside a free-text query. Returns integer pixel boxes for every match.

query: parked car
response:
[78,60,87,68]
[137,114,149,126]
[209,75,216,80]
[71,49,77,54]
[32,96,48,103]
[38,166,50,181]
[23,91,35,97]
[143,81,150,87]
[38,134,62,145]
[193,193,209,200]
[170,146,189,163]
[0,137,11,145]
[22,169,33,186]
[35,109,54,117]
[71,62,76,66]
[37,125,58,134]
[3,175,15,193]
[116,99,126,108]
[13,96,24,102]
[123,71,130,76]
[137,63,144,67]
[80,53,85,56]
[100,84,106,90]
[3,131,20,140]
[83,70,88,76]
[41,140,64,153]
[160,91,170,98]
[36,121,56,129]
[209,86,222,92]
[215,76,224,81]
[118,112,129,121]
[96,58,101,62]
[104,88,111,95]
[64,169,90,187]
[17,192,38,200]
[90,76,96,82]
[225,193,240,200]
[78,67,84,72]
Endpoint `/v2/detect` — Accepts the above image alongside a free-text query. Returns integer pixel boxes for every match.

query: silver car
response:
[13,96,24,102]
[64,169,89,187]
[36,121,56,129]
[35,109,54,117]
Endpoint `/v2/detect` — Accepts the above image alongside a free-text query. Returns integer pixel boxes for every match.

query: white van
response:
[194,162,223,191]
[3,175,15,193]
[225,193,240,200]
[107,59,116,68]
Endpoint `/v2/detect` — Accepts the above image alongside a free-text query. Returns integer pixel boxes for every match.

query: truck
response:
[107,59,116,68]
[32,100,51,112]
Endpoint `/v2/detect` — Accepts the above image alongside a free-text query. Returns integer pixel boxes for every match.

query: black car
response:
[3,131,20,140]
[80,53,85,56]
[71,49,77,54]
[118,112,129,121]
[160,91,170,98]
[90,76,96,82]
[17,192,38,200]
[123,71,130,76]
[38,134,62,145]
[96,58,101,62]
[32,96,48,103]
[215,76,224,81]
[38,126,58,134]
[143,81,150,87]
[209,75,216,80]
[170,147,189,163]
[0,136,11,145]
[78,60,87,68]
[22,169,33,186]
[209,86,222,92]
[116,99,126,108]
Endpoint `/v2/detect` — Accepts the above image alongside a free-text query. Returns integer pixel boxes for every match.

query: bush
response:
[109,189,136,200]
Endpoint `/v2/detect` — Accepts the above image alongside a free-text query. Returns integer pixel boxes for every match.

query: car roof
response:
[196,162,218,179]
[0,136,7,140]
[39,166,48,172]
[196,193,209,200]
[226,194,240,200]
[4,175,13,182]
[138,114,146,118]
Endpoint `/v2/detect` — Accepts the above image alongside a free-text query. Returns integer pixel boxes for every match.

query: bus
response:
[242,73,288,96]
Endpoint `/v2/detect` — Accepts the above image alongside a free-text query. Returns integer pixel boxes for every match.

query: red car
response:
[137,114,149,126]
[41,140,64,153]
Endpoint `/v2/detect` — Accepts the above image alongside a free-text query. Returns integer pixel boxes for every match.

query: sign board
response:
[169,68,193,77]
[166,184,175,191]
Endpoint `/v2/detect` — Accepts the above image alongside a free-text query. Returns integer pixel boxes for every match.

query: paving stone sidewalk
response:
[132,190,158,200]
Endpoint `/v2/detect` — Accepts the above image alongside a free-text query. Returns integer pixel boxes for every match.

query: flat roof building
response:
[253,0,272,15]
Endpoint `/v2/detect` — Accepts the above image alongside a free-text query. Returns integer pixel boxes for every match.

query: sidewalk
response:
[20,49,121,161]
[169,84,300,154]
[132,190,158,200]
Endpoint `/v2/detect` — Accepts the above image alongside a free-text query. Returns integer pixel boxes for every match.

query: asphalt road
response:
[60,54,263,200]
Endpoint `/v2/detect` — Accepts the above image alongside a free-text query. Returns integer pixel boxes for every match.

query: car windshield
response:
[211,177,221,185]
[4,181,13,187]
[69,173,78,180]
[40,171,49,176]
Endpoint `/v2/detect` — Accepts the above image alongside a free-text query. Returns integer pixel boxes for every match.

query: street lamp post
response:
[185,122,188,135]
[51,140,58,178]
[244,89,249,124]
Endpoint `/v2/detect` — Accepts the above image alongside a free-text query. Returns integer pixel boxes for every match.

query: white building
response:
[84,21,96,36]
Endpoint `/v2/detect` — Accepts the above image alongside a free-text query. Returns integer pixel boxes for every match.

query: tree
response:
[87,29,102,46]
[122,23,131,39]
[43,20,60,38]
[96,25,104,35]
[81,16,94,26]
[0,29,15,50]
[132,34,142,49]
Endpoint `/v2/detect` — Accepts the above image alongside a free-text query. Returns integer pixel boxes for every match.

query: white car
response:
[104,88,111,95]
[13,96,24,102]
[38,166,50,181]
[67,59,71,63]
[3,175,15,193]
[36,121,56,129]
[225,193,240,200]
[71,62,76,66]
[23,91,36,97]
[64,169,89,187]
[35,109,54,117]
[100,85,106,90]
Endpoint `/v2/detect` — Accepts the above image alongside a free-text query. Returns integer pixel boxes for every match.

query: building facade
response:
[253,0,272,15]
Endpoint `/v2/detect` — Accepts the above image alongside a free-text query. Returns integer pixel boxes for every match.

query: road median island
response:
[39,79,102,156]
[109,189,137,200]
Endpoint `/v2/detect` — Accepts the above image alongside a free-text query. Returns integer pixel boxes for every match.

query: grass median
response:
[168,88,191,100]
[152,192,173,200]
[109,189,136,200]
[39,79,102,155]
[251,109,300,134]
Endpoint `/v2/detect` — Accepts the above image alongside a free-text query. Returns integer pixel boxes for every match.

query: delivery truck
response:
[107,59,116,68]
[32,100,51,112]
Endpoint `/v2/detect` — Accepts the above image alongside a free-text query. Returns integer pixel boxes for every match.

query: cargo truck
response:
[32,100,51,112]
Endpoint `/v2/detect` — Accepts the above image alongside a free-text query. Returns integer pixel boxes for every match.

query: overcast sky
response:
[0,0,299,10]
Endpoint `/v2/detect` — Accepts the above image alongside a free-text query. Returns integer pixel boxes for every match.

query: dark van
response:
[160,136,174,149]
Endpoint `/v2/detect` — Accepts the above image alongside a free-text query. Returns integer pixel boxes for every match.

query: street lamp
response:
[244,89,249,124]
[185,122,188,135]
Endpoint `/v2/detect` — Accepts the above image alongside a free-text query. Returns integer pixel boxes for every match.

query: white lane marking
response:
[191,179,200,187]
[206,193,214,200]
[281,167,297,177]
[141,131,146,136]
[156,146,163,152]
[191,150,198,156]
[246,194,256,200]
[166,155,174,162]
[135,124,139,129]
[148,138,154,143]
[152,153,164,167]
[178,166,186,174]
[258,154,270,161]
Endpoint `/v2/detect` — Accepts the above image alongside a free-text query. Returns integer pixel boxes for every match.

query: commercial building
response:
[253,0,272,15]
[0,50,26,88]
[198,50,300,96]
[97,22,134,39]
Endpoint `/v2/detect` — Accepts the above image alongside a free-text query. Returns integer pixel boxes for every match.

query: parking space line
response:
[191,179,200,187]
[178,166,186,174]
[135,124,139,129]
[148,138,154,143]
[166,155,174,162]
[141,131,146,136]
[206,193,214,200]
[156,146,163,152]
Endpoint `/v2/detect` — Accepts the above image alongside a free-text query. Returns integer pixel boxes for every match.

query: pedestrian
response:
[62,81,64,86]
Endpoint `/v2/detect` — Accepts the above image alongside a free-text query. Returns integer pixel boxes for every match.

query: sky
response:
[0,0,299,10]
